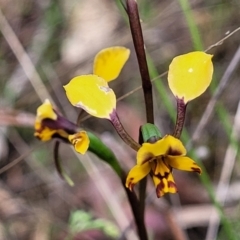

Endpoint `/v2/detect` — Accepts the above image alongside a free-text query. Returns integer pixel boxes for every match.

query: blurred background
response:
[0,0,240,239]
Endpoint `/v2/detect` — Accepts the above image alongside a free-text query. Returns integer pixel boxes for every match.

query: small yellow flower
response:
[64,47,130,119]
[34,99,89,154]
[126,135,201,197]
[168,51,213,103]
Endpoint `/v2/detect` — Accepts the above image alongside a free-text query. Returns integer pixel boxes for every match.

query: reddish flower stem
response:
[110,110,140,151]
[173,98,187,138]
[127,0,154,124]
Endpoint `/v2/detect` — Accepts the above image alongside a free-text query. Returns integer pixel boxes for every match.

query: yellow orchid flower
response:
[126,135,201,197]
[34,99,89,154]
[168,51,213,103]
[64,47,130,119]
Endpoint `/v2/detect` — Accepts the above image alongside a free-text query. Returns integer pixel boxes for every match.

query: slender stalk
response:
[138,127,147,221]
[127,0,154,124]
[54,141,61,177]
[173,98,187,139]
[53,141,74,186]
[110,110,140,151]
[121,172,149,240]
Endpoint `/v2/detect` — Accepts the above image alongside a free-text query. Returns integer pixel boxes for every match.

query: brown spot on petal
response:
[156,181,165,198]
[155,172,169,179]
[127,178,135,191]
[168,181,177,192]
[191,167,202,174]
[167,147,182,156]
[141,153,155,164]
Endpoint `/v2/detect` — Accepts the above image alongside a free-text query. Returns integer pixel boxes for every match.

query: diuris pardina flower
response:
[126,135,201,197]
[34,99,89,154]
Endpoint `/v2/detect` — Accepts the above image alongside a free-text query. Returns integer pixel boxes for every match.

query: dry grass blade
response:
[189,45,240,146]
[205,99,240,240]
[76,152,138,240]
[205,27,240,53]
[0,141,43,175]
[0,110,34,127]
[0,9,52,103]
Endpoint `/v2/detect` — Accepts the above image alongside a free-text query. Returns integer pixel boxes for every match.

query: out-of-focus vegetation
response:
[0,0,240,239]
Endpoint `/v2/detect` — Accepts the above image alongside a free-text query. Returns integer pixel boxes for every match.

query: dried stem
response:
[127,0,154,124]
[173,98,187,139]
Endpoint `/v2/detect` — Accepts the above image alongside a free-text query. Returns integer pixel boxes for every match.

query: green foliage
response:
[67,210,119,239]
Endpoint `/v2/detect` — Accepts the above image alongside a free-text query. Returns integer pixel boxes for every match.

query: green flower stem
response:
[87,131,122,176]
[110,110,140,151]
[173,98,187,139]
[126,0,154,124]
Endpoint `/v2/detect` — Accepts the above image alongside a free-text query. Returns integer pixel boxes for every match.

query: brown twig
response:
[127,0,154,124]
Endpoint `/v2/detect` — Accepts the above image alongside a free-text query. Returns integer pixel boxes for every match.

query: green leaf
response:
[87,131,122,176]
[140,123,162,143]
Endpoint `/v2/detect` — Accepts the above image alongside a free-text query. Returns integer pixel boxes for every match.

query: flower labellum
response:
[68,131,90,154]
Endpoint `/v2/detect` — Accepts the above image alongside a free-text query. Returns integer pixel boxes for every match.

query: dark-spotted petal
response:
[151,159,171,177]
[68,131,90,154]
[125,162,151,191]
[137,135,186,165]
[152,173,177,198]
[167,156,201,174]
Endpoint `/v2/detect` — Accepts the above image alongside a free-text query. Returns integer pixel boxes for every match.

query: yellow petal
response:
[36,99,57,120]
[152,173,177,198]
[167,156,201,174]
[93,47,130,82]
[137,135,186,165]
[166,173,178,194]
[125,162,151,191]
[64,75,116,119]
[68,131,90,154]
[151,159,171,177]
[34,127,57,141]
[168,51,213,103]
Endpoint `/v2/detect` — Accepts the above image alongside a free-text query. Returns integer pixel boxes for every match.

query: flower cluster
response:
[34,47,213,198]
